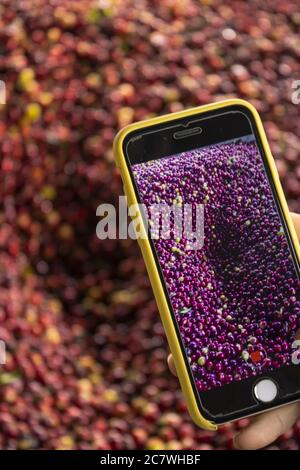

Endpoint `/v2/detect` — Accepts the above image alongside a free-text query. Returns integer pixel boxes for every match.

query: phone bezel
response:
[122,103,300,424]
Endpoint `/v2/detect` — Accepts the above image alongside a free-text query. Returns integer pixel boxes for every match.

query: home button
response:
[254,379,278,403]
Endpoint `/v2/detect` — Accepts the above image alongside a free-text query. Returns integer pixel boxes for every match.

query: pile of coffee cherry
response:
[0,0,299,450]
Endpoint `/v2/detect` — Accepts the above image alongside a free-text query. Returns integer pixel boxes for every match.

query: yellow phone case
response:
[113,98,300,430]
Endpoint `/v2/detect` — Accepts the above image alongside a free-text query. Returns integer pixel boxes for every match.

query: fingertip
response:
[233,433,242,450]
[231,402,299,450]
[167,354,178,376]
[232,428,263,450]
[232,415,274,450]
[233,430,256,450]
[291,212,300,239]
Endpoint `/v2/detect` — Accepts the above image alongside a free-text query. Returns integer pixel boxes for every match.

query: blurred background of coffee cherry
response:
[0,0,299,450]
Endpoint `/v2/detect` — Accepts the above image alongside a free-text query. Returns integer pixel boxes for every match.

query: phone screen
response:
[130,130,300,395]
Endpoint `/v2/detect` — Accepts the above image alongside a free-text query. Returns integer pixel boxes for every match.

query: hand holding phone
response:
[114,99,300,432]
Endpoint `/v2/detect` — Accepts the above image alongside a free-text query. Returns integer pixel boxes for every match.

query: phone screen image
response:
[132,134,300,393]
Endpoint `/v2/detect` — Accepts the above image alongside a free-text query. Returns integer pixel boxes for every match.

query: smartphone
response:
[114,99,300,429]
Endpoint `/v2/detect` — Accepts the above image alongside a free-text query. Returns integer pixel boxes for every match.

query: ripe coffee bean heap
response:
[0,0,299,450]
